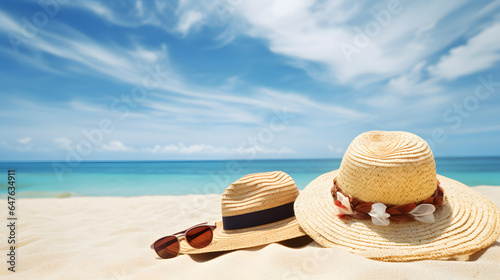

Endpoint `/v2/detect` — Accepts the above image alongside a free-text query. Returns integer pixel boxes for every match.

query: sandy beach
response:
[1,186,499,280]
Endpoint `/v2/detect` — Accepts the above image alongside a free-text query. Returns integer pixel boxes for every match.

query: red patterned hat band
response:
[331,179,444,226]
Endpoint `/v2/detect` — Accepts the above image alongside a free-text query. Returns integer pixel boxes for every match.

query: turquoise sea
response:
[1,158,499,198]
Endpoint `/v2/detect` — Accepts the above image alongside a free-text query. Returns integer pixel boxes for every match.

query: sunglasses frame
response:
[151,222,216,259]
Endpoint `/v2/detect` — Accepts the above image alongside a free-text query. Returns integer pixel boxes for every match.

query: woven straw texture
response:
[337,131,437,205]
[180,171,306,254]
[294,131,500,261]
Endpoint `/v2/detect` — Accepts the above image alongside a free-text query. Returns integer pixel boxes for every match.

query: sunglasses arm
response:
[172,222,210,235]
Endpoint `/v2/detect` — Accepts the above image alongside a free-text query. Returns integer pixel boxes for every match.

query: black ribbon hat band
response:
[222,201,295,230]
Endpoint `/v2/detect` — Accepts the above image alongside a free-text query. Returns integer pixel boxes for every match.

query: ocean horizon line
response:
[1,158,499,198]
[2,155,500,163]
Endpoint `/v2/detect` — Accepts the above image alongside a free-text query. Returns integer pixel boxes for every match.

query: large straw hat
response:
[180,171,306,254]
[294,131,500,261]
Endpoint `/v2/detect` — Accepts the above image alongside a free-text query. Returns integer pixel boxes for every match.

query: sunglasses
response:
[151,223,216,259]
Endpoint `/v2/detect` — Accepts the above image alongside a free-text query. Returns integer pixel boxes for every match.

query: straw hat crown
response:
[337,131,437,205]
[221,171,299,217]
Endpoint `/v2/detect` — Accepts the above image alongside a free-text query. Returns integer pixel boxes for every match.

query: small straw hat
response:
[294,131,500,261]
[180,171,306,254]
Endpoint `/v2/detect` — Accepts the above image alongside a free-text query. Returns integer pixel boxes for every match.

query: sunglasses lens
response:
[154,236,179,259]
[186,226,213,249]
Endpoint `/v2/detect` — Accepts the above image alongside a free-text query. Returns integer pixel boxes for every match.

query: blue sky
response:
[1,0,500,161]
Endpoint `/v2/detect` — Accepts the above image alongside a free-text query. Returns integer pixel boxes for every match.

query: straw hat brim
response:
[294,170,500,262]
[179,216,306,254]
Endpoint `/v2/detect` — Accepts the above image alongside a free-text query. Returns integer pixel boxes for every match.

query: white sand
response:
[1,186,499,280]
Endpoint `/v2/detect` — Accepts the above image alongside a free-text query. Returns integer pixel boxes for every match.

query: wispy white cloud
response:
[176,10,204,35]
[0,142,31,152]
[136,0,144,17]
[142,143,226,154]
[387,62,442,95]
[327,144,343,154]
[0,9,365,127]
[82,2,113,20]
[246,146,295,155]
[66,1,164,28]
[17,137,32,144]
[218,76,243,91]
[141,143,295,155]
[258,88,367,120]
[0,11,168,87]
[54,137,72,148]
[51,0,500,88]
[0,10,25,34]
[66,0,211,36]
[142,98,262,124]
[231,0,474,85]
[0,137,50,153]
[101,141,132,152]
[428,23,500,80]
[69,101,107,113]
